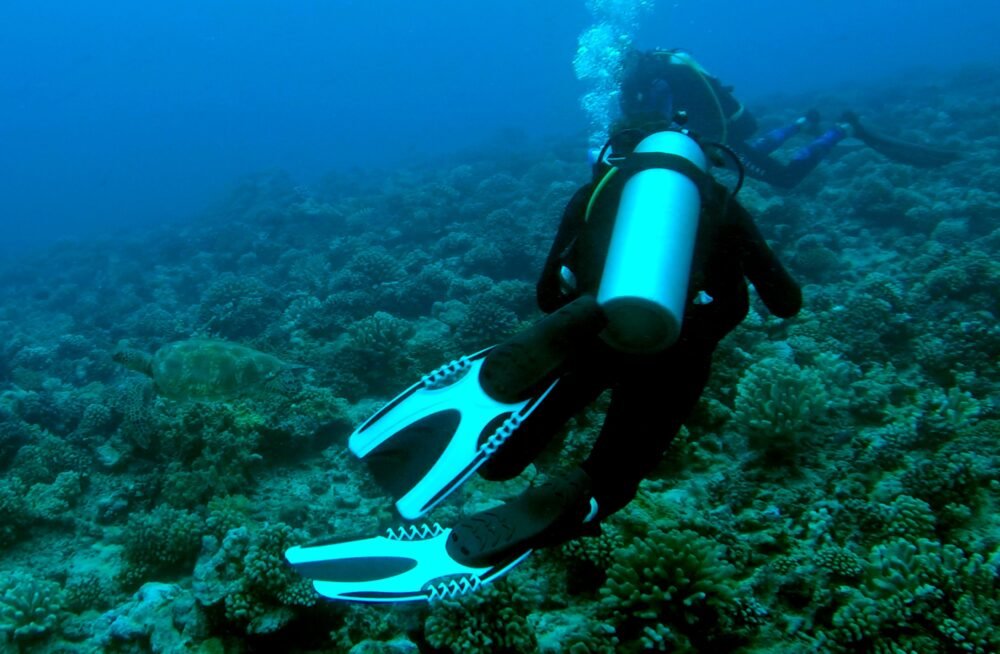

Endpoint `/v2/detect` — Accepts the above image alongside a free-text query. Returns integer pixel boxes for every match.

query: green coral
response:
[424,579,539,654]
[826,538,1000,653]
[734,356,830,466]
[556,619,620,654]
[121,504,203,588]
[884,495,936,540]
[0,477,29,548]
[155,401,263,506]
[25,471,82,522]
[196,522,317,635]
[344,311,417,390]
[64,571,116,614]
[343,246,405,289]
[0,571,64,642]
[198,273,275,339]
[900,450,983,514]
[455,297,520,351]
[815,546,866,582]
[206,494,253,538]
[599,527,741,651]
[330,604,415,651]
[915,386,982,446]
[559,529,623,593]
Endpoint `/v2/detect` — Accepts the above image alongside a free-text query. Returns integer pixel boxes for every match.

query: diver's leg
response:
[746,110,820,155]
[734,121,849,189]
[779,122,851,186]
[448,466,597,567]
[478,350,609,481]
[450,354,714,565]
[748,122,802,155]
[581,353,712,519]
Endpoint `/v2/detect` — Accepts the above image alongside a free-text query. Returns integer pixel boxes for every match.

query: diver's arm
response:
[731,201,802,318]
[537,184,591,313]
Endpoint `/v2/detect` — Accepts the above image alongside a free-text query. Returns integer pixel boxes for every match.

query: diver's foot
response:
[447,469,598,567]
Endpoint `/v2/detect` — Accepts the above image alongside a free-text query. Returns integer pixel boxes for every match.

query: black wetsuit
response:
[477,143,801,534]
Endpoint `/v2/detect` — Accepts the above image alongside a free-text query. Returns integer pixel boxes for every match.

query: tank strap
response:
[614,152,713,197]
[584,151,712,224]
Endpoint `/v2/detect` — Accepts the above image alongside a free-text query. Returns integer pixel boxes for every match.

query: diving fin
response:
[843,111,960,168]
[349,296,607,520]
[350,348,558,520]
[285,469,597,603]
[285,523,531,603]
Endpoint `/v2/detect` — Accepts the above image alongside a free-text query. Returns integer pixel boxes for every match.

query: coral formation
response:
[0,67,996,653]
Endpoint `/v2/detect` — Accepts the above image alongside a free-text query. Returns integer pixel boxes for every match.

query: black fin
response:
[844,111,961,168]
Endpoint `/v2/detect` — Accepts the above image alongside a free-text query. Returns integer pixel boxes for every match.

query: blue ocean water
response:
[1,0,997,253]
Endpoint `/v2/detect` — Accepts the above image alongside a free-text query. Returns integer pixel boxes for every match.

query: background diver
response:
[284,104,804,602]
[614,48,959,188]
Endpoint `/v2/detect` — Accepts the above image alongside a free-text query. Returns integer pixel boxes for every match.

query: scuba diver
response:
[615,48,958,188]
[284,109,803,602]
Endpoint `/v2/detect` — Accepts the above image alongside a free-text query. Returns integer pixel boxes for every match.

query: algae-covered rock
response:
[114,339,301,401]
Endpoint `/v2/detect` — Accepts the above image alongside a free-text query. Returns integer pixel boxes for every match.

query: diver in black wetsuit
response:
[457,128,803,560]
[286,90,803,604]
[615,48,848,189]
[286,52,959,604]
[613,48,959,189]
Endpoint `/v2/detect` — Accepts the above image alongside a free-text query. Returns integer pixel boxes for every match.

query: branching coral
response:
[827,538,1000,653]
[342,311,418,395]
[734,356,830,466]
[599,527,742,651]
[0,571,64,643]
[342,246,405,290]
[424,579,540,654]
[120,504,204,589]
[0,412,33,469]
[194,522,318,636]
[455,298,520,351]
[112,376,156,451]
[198,273,275,339]
[883,494,937,540]
[25,470,83,522]
[0,477,29,549]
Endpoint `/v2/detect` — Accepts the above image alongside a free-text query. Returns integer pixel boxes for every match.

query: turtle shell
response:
[149,339,289,401]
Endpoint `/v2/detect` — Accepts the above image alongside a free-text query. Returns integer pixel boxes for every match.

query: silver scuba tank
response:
[597,130,708,353]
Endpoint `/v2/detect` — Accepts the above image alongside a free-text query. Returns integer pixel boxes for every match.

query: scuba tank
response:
[596,130,709,353]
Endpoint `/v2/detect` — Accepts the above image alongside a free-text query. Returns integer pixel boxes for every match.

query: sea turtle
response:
[113,339,303,401]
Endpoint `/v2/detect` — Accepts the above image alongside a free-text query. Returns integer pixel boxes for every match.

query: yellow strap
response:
[668,52,729,143]
[584,167,618,223]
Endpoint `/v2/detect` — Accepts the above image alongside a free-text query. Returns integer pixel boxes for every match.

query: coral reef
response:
[0,67,996,652]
